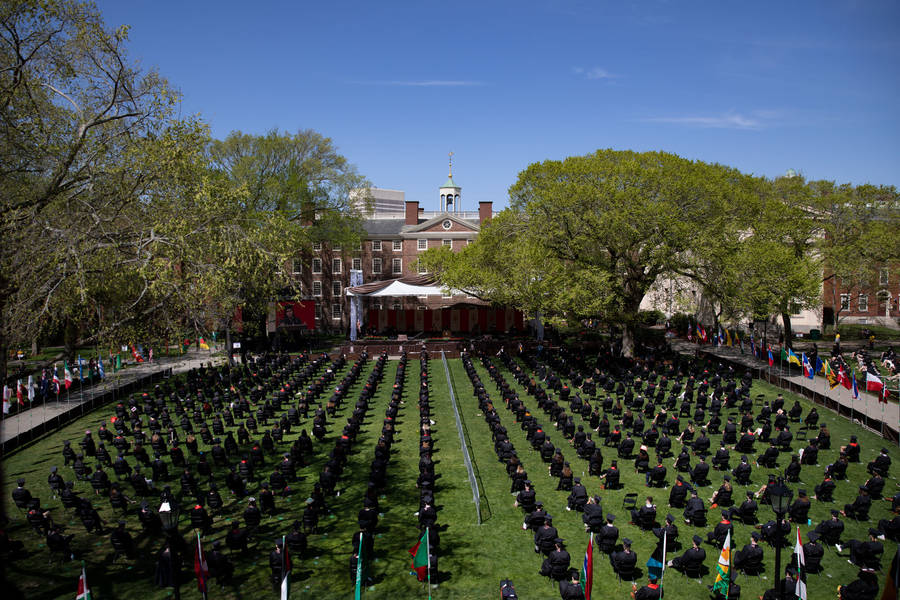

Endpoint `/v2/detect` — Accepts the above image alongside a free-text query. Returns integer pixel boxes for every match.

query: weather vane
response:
[448,151,453,177]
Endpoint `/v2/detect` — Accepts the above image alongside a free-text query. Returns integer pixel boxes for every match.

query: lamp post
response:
[769,477,793,600]
[159,501,181,600]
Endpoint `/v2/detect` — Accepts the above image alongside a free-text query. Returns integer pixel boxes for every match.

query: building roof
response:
[442,176,460,189]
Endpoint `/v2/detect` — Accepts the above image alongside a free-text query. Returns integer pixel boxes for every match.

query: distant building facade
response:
[291,173,494,332]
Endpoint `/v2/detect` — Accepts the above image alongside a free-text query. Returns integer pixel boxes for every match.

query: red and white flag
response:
[77,561,92,599]
[866,371,885,399]
[64,363,73,390]
[52,366,61,395]
[194,532,209,596]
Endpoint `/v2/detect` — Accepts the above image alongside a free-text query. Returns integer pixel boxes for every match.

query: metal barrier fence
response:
[441,350,482,525]
[1,367,172,456]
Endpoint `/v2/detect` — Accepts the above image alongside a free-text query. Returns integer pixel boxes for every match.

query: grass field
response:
[2,353,897,600]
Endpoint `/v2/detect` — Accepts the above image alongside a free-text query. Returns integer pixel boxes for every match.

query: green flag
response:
[355,529,364,600]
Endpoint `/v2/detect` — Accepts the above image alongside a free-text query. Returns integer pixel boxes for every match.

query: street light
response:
[769,477,792,600]
[159,501,181,600]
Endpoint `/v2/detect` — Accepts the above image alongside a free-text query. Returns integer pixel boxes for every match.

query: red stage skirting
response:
[366,307,523,333]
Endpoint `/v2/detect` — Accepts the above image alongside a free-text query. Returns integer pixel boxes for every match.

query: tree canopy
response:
[422,149,899,356]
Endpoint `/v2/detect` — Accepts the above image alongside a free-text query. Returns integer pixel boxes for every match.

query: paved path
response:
[0,350,223,445]
[668,338,900,437]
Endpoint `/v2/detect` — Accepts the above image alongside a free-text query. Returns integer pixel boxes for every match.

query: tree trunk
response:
[621,324,635,358]
[781,312,793,349]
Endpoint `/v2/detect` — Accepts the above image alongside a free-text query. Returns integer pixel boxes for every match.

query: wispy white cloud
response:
[640,111,775,130]
[351,80,483,87]
[573,66,616,80]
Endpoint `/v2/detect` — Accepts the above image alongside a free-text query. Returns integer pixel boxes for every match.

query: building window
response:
[840,293,850,311]
[372,257,382,274]
[880,268,890,286]
[312,242,322,252]
[372,302,382,310]
[391,302,401,310]
[314,303,322,320]
[417,259,427,274]
[332,303,341,320]
[393,239,402,251]
[392,258,402,274]
[352,257,361,271]
[332,258,342,274]
[372,240,382,252]
[333,243,342,252]
[332,281,342,296]
[312,258,322,274]
[355,241,362,251]
[312,281,322,297]
[417,239,427,251]
[291,259,302,275]
[442,239,452,248]
[859,294,868,312]
[467,239,473,245]
[417,305,427,310]
[442,219,452,230]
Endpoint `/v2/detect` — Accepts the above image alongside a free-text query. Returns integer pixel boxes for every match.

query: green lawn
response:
[2,354,897,599]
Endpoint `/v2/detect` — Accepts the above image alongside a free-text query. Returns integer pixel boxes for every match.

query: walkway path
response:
[0,350,223,445]
[668,338,900,439]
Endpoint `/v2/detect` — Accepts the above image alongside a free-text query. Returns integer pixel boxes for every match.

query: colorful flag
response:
[823,361,839,389]
[802,354,814,379]
[815,356,825,375]
[867,371,885,397]
[98,356,105,379]
[725,328,732,347]
[2,385,9,414]
[64,362,73,390]
[115,354,122,371]
[27,375,34,402]
[712,530,731,596]
[583,532,594,600]
[750,339,756,357]
[280,535,292,600]
[53,366,60,395]
[199,337,210,350]
[77,561,92,600]
[795,527,807,600]
[839,367,853,390]
[768,348,774,367]
[16,379,23,404]
[647,530,667,581]
[699,326,708,343]
[409,529,429,582]
[787,348,802,367]
[852,373,859,400]
[194,533,209,596]
[78,355,84,382]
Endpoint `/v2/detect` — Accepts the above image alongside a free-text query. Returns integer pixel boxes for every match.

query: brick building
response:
[292,171,494,332]
[823,265,899,329]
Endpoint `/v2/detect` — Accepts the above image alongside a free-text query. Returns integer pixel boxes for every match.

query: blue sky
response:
[97,0,899,210]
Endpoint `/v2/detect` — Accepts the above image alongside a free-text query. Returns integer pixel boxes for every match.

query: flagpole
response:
[660,530,667,598]
[426,526,432,600]
[281,534,286,600]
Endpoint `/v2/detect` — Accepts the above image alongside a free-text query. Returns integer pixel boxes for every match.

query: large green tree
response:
[507,149,749,356]
[0,0,179,381]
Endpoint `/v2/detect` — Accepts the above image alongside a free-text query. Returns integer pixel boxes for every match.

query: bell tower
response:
[439,152,461,213]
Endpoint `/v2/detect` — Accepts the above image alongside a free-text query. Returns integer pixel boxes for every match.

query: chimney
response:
[405,200,419,225]
[479,201,493,224]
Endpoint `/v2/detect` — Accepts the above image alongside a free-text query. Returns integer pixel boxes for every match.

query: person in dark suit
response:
[791,530,824,572]
[631,576,662,600]
[684,489,705,525]
[838,568,879,600]
[733,532,763,573]
[559,569,586,600]
[668,534,706,573]
[598,513,619,554]
[611,537,638,577]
